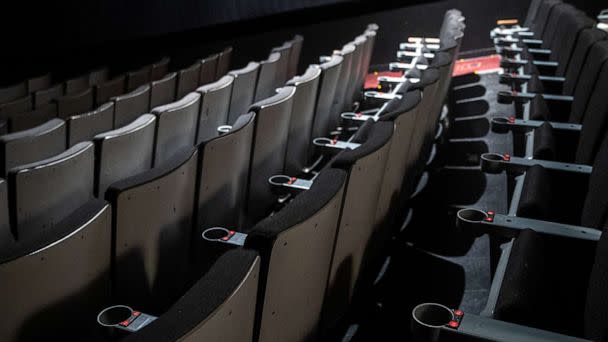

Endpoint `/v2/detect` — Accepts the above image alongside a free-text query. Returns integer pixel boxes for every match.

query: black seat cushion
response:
[495,229,546,328]
[517,165,554,220]
[529,94,551,121]
[532,122,557,160]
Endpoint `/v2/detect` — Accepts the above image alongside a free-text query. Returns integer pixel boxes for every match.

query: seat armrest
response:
[497,91,572,105]
[490,117,581,134]
[456,209,601,242]
[480,153,592,175]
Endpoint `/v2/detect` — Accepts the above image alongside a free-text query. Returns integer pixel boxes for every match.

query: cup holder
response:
[202,227,230,241]
[492,117,509,124]
[480,153,507,174]
[97,305,133,327]
[411,303,455,342]
[491,118,510,133]
[457,208,488,223]
[269,175,291,186]
[217,125,232,134]
[412,303,454,327]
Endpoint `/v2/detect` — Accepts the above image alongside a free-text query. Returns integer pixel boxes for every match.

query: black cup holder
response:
[480,153,507,174]
[411,303,455,342]
[491,117,510,133]
[97,305,133,327]
[202,227,230,241]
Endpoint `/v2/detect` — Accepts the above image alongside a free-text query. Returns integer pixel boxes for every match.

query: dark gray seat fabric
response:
[287,35,304,80]
[65,74,90,95]
[9,103,57,133]
[196,112,255,230]
[107,147,198,311]
[246,86,296,225]
[284,65,321,175]
[310,55,343,157]
[127,66,152,92]
[195,75,234,144]
[0,199,111,341]
[151,57,170,81]
[27,74,52,94]
[0,95,33,123]
[93,114,156,197]
[112,84,151,128]
[66,102,114,147]
[330,44,355,126]
[152,92,200,167]
[0,118,66,176]
[227,62,260,125]
[150,72,177,108]
[271,41,293,88]
[177,63,201,99]
[7,141,94,241]
[88,67,110,87]
[245,167,347,342]
[0,178,10,249]
[123,249,260,342]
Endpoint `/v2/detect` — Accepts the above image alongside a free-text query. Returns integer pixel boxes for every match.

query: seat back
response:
[284,65,321,175]
[151,57,170,81]
[344,36,366,107]
[196,113,255,230]
[330,44,355,125]
[200,53,220,85]
[216,46,233,80]
[107,148,198,311]
[247,86,296,224]
[27,74,53,94]
[95,75,126,106]
[324,120,394,327]
[196,75,234,143]
[287,35,304,80]
[0,178,10,249]
[0,82,27,104]
[34,84,63,107]
[9,102,57,133]
[67,102,114,147]
[177,62,202,99]
[89,67,110,87]
[360,29,377,88]
[65,74,90,95]
[8,141,94,241]
[271,42,293,87]
[112,84,151,128]
[563,28,608,96]
[245,168,347,342]
[539,4,575,51]
[57,87,94,118]
[254,52,281,102]
[0,96,33,122]
[150,72,177,108]
[530,0,561,38]
[152,93,200,166]
[310,55,343,151]
[523,0,544,27]
[569,41,608,124]
[127,66,152,92]
[227,62,260,125]
[94,114,156,197]
[551,9,594,77]
[0,200,111,342]
[123,249,260,342]
[0,118,66,176]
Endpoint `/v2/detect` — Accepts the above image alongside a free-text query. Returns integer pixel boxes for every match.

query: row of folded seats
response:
[411,2,608,342]
[0,10,465,341]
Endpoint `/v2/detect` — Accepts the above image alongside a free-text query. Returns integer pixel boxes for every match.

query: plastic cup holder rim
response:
[269,175,292,186]
[202,227,230,241]
[97,305,133,327]
[342,112,357,119]
[217,125,232,133]
[313,137,333,145]
[481,153,505,161]
[412,303,455,328]
[493,117,510,124]
[457,208,489,223]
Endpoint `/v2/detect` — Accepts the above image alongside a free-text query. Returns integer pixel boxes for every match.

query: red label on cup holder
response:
[454,309,464,316]
[502,154,511,161]
[485,211,496,222]
[508,116,515,123]
[448,320,460,328]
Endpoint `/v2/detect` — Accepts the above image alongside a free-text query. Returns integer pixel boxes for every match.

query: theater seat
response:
[107,147,198,311]
[123,249,260,342]
[95,75,126,106]
[151,92,200,166]
[227,62,260,125]
[196,75,234,143]
[150,72,177,108]
[27,74,52,94]
[66,102,114,146]
[310,55,343,150]
[93,114,156,197]
[9,103,58,132]
[151,57,171,81]
[34,84,63,108]
[177,62,202,99]
[200,53,220,85]
[216,47,233,80]
[254,52,281,102]
[7,141,94,241]
[56,87,94,118]
[112,84,151,128]
[0,178,10,249]
[127,66,152,92]
[196,112,255,230]
[0,118,66,176]
[245,167,347,342]
[246,86,296,225]
[0,199,111,342]
[0,95,33,122]
[0,82,27,104]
